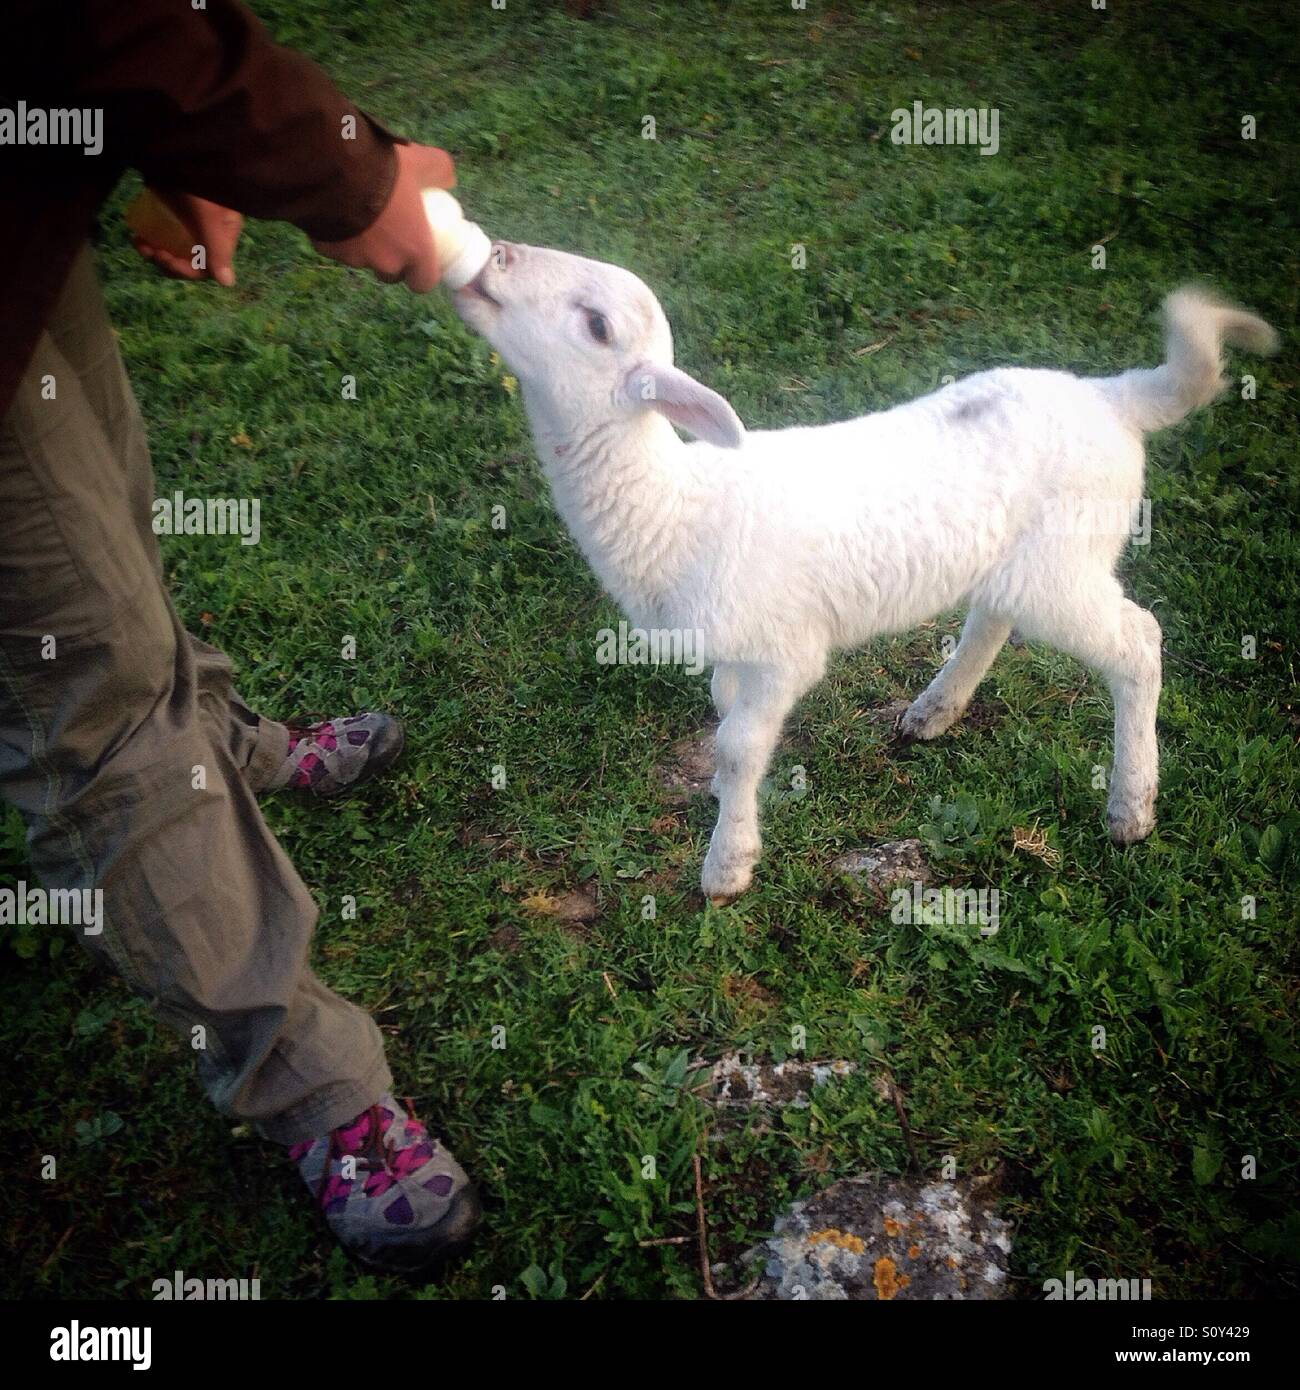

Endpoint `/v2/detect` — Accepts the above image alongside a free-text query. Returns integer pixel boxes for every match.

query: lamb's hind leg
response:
[1020,582,1161,844]
[702,662,810,901]
[711,663,740,718]
[900,608,1011,740]
[709,663,740,800]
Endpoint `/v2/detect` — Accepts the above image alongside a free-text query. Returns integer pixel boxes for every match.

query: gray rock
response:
[830,839,933,890]
[702,1052,856,1109]
[743,1175,1012,1300]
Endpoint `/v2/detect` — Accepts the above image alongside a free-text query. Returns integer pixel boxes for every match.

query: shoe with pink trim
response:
[289,1095,481,1274]
[266,711,404,797]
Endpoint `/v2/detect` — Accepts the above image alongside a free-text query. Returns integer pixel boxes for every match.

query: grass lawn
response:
[3,0,1297,1300]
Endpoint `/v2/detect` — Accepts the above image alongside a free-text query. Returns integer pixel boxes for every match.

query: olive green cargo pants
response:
[0,247,391,1143]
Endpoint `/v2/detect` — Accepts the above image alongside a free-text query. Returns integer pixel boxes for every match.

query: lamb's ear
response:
[625,362,745,449]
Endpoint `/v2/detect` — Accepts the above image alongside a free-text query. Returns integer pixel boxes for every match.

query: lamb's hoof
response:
[1107,806,1156,846]
[701,850,755,902]
[897,698,959,743]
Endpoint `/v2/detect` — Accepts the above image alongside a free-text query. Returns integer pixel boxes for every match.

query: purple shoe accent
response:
[385,1195,415,1226]
[266,711,404,798]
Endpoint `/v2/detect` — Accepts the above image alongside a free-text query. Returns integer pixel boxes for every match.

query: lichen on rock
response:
[743,1174,1012,1300]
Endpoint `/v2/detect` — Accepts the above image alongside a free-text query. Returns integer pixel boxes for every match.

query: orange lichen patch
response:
[882,1216,904,1237]
[945,1255,959,1269]
[907,1244,922,1259]
[873,1256,911,1300]
[807,1228,866,1255]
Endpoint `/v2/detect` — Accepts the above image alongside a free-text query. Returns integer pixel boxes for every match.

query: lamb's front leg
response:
[702,664,804,902]
[900,608,1010,741]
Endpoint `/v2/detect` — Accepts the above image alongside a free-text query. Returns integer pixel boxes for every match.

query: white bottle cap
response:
[422,188,493,291]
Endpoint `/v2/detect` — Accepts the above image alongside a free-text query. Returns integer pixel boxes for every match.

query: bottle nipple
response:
[422,189,492,291]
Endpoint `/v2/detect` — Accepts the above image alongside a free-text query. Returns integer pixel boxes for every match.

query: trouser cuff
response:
[245,714,291,793]
[255,1053,395,1147]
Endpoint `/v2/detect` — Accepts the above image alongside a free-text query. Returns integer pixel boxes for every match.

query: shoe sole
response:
[347,1186,484,1281]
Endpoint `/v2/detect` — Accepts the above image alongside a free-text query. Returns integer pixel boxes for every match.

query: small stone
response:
[830,839,932,890]
[701,1052,856,1109]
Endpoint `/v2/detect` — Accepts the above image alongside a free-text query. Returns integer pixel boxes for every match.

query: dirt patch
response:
[518,885,600,932]
[456,824,520,858]
[485,922,523,954]
[720,974,778,1010]
[956,696,1009,734]
[862,697,910,728]
[657,727,716,806]
[740,1174,1012,1300]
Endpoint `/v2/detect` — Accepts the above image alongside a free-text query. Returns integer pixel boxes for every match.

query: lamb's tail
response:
[1101,287,1279,433]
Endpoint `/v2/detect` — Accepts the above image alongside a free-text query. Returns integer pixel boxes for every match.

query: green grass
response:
[3,0,1298,1300]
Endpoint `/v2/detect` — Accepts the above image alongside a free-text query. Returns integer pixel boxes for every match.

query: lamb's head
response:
[453,241,744,449]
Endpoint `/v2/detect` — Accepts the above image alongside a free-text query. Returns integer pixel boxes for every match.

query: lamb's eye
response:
[586,310,611,345]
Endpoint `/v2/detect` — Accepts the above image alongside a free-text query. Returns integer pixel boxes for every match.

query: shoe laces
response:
[312,1098,424,1209]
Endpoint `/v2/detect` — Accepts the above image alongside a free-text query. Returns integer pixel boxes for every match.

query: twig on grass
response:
[693,1144,761,1301]
[40,1225,75,1273]
[883,1068,923,1174]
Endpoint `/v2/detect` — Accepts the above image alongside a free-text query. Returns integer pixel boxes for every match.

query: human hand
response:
[127,189,243,286]
[311,142,456,292]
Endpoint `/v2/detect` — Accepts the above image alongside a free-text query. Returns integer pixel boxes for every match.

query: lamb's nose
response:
[491,241,518,271]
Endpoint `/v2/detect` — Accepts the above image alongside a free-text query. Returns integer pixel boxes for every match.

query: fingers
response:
[131,195,242,286]
[311,237,365,268]
[208,212,241,286]
[132,238,203,280]
[312,141,456,293]
[403,254,441,294]
[408,143,456,190]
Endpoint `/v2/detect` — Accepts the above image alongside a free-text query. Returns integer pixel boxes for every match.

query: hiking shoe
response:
[289,1095,481,1275]
[267,712,404,797]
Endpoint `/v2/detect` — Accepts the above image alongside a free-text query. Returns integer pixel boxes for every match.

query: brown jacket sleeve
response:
[1,0,414,412]
[24,0,404,241]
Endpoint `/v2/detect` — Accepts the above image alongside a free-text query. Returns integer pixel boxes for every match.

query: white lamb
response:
[453,245,1276,901]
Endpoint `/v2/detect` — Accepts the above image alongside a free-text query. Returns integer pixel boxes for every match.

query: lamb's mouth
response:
[459,269,500,307]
